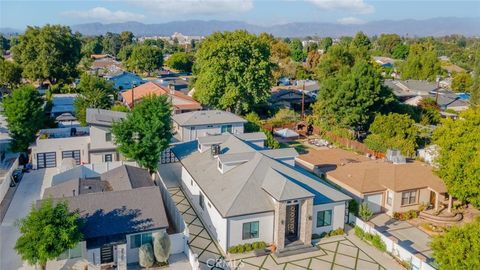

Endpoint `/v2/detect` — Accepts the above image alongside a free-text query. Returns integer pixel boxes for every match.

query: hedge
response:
[354,226,386,252]
[228,241,268,254]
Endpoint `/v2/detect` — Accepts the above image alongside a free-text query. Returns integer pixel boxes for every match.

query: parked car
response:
[10,169,23,186]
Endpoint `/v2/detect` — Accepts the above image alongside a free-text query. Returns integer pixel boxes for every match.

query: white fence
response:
[0,156,19,204]
[354,217,436,270]
[156,172,201,270]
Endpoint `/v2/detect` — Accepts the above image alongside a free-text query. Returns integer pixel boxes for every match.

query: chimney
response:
[168,84,175,94]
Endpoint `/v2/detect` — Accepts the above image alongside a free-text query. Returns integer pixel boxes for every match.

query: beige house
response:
[30,109,126,168]
[297,148,450,216]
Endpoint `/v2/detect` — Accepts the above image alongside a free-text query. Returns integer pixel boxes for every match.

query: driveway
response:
[0,168,55,270]
[370,214,433,259]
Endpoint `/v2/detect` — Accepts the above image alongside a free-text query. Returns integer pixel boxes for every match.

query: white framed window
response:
[242,221,259,240]
[316,210,332,227]
[104,154,113,162]
[401,190,417,206]
[130,232,152,249]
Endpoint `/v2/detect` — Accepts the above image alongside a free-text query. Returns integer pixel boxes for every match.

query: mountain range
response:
[2,18,479,37]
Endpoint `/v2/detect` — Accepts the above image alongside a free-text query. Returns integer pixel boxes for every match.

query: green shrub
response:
[348,200,359,215]
[228,242,268,254]
[228,246,238,254]
[354,226,365,238]
[364,233,374,241]
[244,243,253,252]
[237,245,245,253]
[328,228,344,236]
[371,234,386,252]
[257,242,267,249]
[359,203,373,221]
[320,232,327,238]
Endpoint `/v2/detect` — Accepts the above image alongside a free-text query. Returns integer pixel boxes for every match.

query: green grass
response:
[279,141,309,154]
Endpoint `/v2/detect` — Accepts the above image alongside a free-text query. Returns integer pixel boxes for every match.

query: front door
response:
[429,190,436,209]
[285,204,299,242]
[100,244,114,264]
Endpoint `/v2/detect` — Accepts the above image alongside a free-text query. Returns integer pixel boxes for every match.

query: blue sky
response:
[1,0,479,29]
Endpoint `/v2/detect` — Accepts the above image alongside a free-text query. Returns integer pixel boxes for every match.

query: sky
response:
[1,0,479,29]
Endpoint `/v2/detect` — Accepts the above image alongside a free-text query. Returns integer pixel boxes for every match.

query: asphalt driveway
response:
[0,168,54,270]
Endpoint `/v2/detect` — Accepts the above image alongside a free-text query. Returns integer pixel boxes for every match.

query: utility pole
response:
[131,83,136,109]
[301,81,305,120]
[435,76,440,104]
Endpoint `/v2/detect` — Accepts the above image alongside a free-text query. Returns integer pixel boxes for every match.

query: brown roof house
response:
[297,148,450,216]
[40,165,170,269]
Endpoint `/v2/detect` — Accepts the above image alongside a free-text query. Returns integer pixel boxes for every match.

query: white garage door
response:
[365,193,383,213]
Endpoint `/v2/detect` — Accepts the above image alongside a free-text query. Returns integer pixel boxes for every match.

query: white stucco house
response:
[30,109,127,169]
[172,110,248,142]
[41,165,170,269]
[171,133,350,255]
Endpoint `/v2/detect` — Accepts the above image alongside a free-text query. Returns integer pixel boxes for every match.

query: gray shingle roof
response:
[172,110,247,126]
[44,178,110,198]
[260,148,299,159]
[101,165,154,191]
[50,187,168,241]
[86,108,127,127]
[172,134,350,218]
[261,168,314,201]
[235,132,267,141]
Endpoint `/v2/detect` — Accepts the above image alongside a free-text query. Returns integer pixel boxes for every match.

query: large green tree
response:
[112,95,172,172]
[289,39,306,62]
[364,113,419,157]
[74,74,114,125]
[165,52,194,73]
[81,36,103,57]
[102,32,122,56]
[12,25,81,84]
[2,85,45,152]
[376,34,402,56]
[470,48,480,106]
[430,218,480,270]
[126,45,163,76]
[313,59,394,133]
[193,30,273,114]
[0,58,22,90]
[15,199,83,270]
[451,71,473,93]
[433,107,480,206]
[399,43,442,81]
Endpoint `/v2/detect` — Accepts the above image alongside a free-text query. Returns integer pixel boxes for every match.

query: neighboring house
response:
[269,88,316,110]
[294,80,319,94]
[105,71,145,91]
[155,76,190,94]
[40,165,170,269]
[172,110,247,141]
[373,56,395,68]
[171,133,350,254]
[50,94,77,118]
[385,79,469,111]
[90,54,113,60]
[30,109,126,169]
[90,58,123,77]
[297,148,450,216]
[121,81,202,113]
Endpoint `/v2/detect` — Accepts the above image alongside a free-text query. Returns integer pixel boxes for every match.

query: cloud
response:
[309,0,374,14]
[337,17,366,25]
[130,0,254,16]
[63,7,145,23]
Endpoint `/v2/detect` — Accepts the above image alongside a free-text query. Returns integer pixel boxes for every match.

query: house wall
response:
[390,188,436,214]
[31,136,90,168]
[311,201,346,235]
[181,167,229,251]
[227,211,274,248]
[180,123,244,141]
[90,151,119,164]
[126,229,165,263]
[90,126,115,150]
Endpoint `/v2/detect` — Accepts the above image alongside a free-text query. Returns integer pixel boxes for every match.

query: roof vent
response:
[211,144,221,157]
[386,149,406,164]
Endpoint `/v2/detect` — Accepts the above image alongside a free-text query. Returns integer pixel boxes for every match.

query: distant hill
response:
[68,18,480,37]
[0,27,22,35]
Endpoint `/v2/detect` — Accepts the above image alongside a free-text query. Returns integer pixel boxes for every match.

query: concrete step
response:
[275,244,319,258]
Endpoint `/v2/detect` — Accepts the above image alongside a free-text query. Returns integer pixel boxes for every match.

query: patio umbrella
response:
[274,128,299,138]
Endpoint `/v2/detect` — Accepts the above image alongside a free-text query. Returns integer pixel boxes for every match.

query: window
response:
[242,221,259,240]
[199,192,205,210]
[401,190,417,206]
[387,191,393,206]
[104,154,113,162]
[130,232,153,249]
[316,210,332,227]
[105,132,112,142]
[57,243,82,260]
[221,125,232,133]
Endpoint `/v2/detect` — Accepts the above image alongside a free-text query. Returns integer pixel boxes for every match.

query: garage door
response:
[62,150,81,165]
[37,152,57,168]
[365,193,383,213]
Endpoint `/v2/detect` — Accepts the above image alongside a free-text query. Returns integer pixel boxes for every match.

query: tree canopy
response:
[0,58,22,90]
[433,107,480,206]
[12,25,81,84]
[126,45,163,76]
[451,71,473,93]
[399,43,442,81]
[15,199,83,270]
[364,113,419,157]
[430,218,480,270]
[74,74,114,125]
[313,56,395,133]
[112,95,172,172]
[289,39,306,62]
[375,34,402,56]
[165,52,194,73]
[193,30,273,114]
[2,85,45,152]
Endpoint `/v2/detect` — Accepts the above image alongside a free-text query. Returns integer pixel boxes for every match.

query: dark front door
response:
[100,245,114,264]
[285,204,299,242]
[37,152,56,168]
[429,190,436,209]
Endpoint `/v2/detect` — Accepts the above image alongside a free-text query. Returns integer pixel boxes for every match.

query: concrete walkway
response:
[0,168,55,270]
[370,214,433,259]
